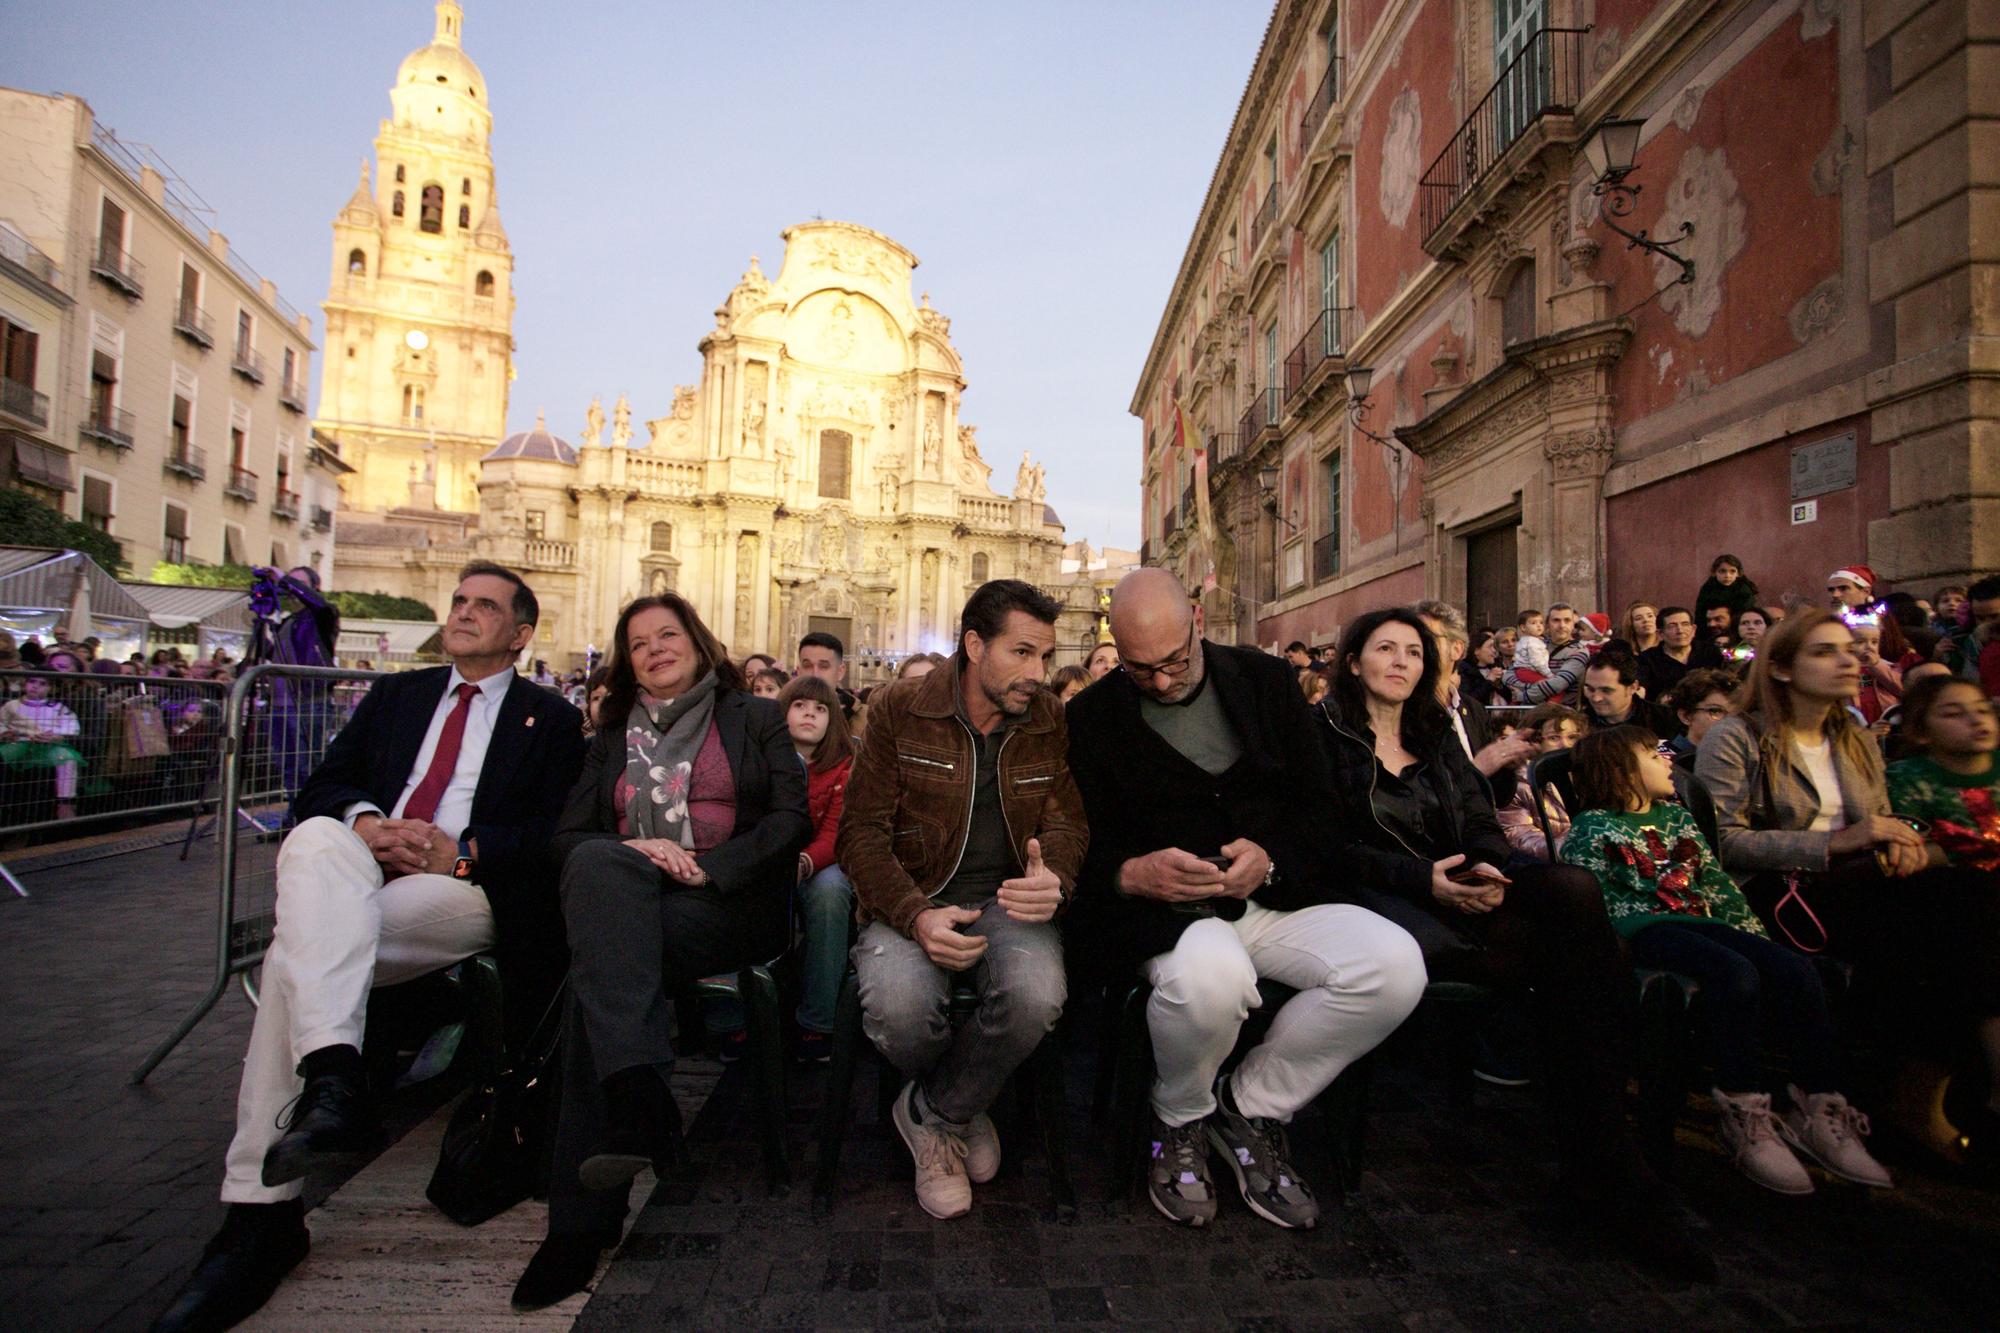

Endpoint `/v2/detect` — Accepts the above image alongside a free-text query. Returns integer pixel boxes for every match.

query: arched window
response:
[461,178,471,195]
[347,249,366,276]
[458,205,470,228]
[394,165,405,183]
[649,521,673,553]
[420,185,444,234]
[1500,260,1537,348]
[971,553,989,583]
[818,430,851,499]
[391,190,405,218]
[475,270,494,297]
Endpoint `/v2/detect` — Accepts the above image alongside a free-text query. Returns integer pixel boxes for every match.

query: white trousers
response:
[220,816,495,1203]
[1145,900,1426,1127]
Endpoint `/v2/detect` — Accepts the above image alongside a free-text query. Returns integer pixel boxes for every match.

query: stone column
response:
[1543,427,1615,610]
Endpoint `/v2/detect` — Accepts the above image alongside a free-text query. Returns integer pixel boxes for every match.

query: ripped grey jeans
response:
[853,899,1066,1125]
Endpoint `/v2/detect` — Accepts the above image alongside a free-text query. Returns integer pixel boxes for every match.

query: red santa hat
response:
[1828,564,1877,590]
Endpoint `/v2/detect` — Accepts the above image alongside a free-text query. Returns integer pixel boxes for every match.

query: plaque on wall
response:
[1790,432,1856,501]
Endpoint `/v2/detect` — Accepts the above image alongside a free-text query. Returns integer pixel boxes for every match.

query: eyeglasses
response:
[1692,705,1731,719]
[1120,625,1197,682]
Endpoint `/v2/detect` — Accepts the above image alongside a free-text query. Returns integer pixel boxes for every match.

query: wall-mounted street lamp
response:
[1256,463,1298,532]
[1343,365,1410,543]
[1582,117,1696,287]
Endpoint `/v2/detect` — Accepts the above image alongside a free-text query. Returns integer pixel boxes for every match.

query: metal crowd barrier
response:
[0,668,234,897]
[130,663,381,1083]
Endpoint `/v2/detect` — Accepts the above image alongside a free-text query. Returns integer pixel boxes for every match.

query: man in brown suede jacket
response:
[836,579,1087,1219]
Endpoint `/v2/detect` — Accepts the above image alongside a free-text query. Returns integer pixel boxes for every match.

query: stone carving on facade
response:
[919,549,940,641]
[1671,83,1708,132]
[1420,385,1550,474]
[1014,453,1035,499]
[1800,0,1839,40]
[1810,126,1855,198]
[1378,88,1423,228]
[917,293,951,337]
[672,385,697,420]
[1546,371,1600,408]
[1656,145,1747,339]
[583,395,604,448]
[1787,276,1845,345]
[878,469,899,513]
[734,532,758,647]
[922,403,943,478]
[1544,427,1616,480]
[611,394,632,449]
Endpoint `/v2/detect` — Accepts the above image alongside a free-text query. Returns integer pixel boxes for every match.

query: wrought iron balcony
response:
[231,343,266,385]
[223,465,258,502]
[91,243,144,298]
[0,228,61,294]
[1238,387,1282,444]
[1249,183,1279,255]
[1181,482,1198,529]
[1419,28,1589,248]
[1162,501,1179,542]
[1212,430,1243,466]
[1283,307,1348,405]
[1300,57,1344,149]
[279,377,308,414]
[0,376,50,430]
[173,302,214,349]
[270,487,300,521]
[80,405,135,451]
[1313,532,1341,582]
[309,505,334,532]
[163,439,207,481]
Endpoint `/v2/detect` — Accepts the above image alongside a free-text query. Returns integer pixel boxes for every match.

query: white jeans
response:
[220,816,495,1203]
[1145,900,1426,1127]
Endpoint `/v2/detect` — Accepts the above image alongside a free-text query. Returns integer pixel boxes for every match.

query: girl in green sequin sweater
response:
[1562,726,1890,1193]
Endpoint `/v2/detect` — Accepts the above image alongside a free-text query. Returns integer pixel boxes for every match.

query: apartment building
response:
[0,89,348,577]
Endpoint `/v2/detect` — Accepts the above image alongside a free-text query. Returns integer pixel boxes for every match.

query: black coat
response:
[1065,642,1347,975]
[554,689,811,947]
[1312,702,1513,959]
[292,667,586,1045]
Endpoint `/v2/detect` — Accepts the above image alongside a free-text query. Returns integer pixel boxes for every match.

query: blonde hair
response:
[1733,606,1876,783]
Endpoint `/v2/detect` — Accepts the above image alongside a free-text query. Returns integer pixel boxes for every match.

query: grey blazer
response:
[1694,713,1889,875]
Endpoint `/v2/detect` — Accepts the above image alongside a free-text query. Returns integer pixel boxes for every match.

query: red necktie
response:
[402,683,480,824]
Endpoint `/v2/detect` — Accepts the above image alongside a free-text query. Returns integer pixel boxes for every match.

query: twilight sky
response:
[3,1,1270,551]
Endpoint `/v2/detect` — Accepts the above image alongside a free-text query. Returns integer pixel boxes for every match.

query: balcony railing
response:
[1283,307,1349,404]
[1212,430,1243,466]
[1162,501,1179,542]
[1313,532,1341,582]
[80,404,135,451]
[0,376,50,429]
[1419,28,1589,246]
[1249,183,1278,254]
[91,243,144,298]
[224,465,258,502]
[271,487,300,521]
[163,439,207,481]
[173,302,215,349]
[309,505,334,532]
[1300,56,1345,148]
[231,343,266,384]
[1181,482,1198,530]
[0,228,61,292]
[279,377,308,414]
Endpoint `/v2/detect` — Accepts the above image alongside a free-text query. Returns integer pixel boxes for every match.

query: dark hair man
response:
[1637,606,1724,700]
[836,579,1086,1221]
[1505,602,1591,705]
[797,630,857,720]
[1581,650,1678,737]
[154,563,586,1332]
[1415,599,1536,781]
[1065,569,1424,1231]
[1283,641,1312,668]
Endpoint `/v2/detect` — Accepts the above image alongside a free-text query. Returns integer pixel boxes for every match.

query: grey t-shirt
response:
[938,719,1019,906]
[1139,672,1243,776]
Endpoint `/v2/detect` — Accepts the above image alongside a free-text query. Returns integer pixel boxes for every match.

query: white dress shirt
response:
[345,666,515,841]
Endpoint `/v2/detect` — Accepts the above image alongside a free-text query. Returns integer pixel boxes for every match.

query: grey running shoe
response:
[1149,1115,1218,1227]
[1207,1082,1319,1229]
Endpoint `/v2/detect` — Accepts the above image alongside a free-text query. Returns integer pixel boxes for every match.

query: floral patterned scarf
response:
[621,669,720,847]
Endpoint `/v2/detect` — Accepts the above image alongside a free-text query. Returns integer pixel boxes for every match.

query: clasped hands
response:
[1117,839,1270,904]
[912,836,1063,971]
[622,835,710,886]
[355,812,458,877]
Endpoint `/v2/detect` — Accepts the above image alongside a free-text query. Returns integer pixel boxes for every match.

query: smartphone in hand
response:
[1198,854,1233,871]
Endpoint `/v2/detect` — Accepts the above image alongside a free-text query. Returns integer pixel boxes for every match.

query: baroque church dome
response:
[396,3,486,103]
[484,413,576,465]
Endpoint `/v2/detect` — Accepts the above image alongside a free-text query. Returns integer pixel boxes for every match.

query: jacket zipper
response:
[933,716,982,895]
[1319,704,1427,862]
[900,752,956,772]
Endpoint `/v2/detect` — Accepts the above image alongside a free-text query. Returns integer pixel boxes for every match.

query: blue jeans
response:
[1627,920,1837,1094]
[797,864,854,1034]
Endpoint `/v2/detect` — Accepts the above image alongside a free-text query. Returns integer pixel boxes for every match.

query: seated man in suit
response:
[154,561,585,1333]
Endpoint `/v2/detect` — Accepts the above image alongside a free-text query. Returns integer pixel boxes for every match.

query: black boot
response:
[261,1044,385,1187]
[150,1200,310,1332]
[511,1228,619,1311]
[578,1064,684,1191]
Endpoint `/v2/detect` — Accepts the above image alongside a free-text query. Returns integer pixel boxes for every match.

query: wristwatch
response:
[1262,860,1278,889]
[452,837,476,881]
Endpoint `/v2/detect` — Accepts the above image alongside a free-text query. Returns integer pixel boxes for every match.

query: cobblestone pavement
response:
[3,839,1997,1332]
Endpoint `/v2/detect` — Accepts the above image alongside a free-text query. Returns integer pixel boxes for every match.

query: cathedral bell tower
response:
[314,0,515,515]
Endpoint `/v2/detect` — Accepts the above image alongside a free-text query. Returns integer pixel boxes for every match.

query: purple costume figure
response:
[251,567,340,795]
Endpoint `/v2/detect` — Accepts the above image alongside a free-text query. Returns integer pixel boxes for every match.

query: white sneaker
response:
[891,1082,970,1219]
[1783,1086,1894,1188]
[1711,1089,1814,1195]
[961,1113,1000,1184]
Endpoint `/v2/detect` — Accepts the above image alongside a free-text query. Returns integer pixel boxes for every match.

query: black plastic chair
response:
[679,964,791,1195]
[1528,748,1578,854]
[812,969,1074,1219]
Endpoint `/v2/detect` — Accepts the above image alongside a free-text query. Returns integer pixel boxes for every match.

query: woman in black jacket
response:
[515,593,810,1309]
[1315,607,1710,1279]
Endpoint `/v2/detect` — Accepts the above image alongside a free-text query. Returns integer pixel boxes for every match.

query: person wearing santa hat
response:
[1827,565,1879,613]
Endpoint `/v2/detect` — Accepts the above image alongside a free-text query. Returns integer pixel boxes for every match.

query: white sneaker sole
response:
[1788,1140,1895,1189]
[891,1084,971,1220]
[1205,1126,1317,1230]
[1147,1183,1213,1228]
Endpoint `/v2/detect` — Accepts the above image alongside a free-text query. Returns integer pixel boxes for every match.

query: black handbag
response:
[425,980,567,1227]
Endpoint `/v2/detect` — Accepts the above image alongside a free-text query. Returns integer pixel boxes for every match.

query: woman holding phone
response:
[1316,607,1711,1280]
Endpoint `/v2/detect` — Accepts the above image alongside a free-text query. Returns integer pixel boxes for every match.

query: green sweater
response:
[1886,754,2000,872]
[1562,804,1767,939]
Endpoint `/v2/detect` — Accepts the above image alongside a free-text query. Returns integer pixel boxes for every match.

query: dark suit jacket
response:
[553,689,810,946]
[293,667,586,1044]
[1065,642,1348,978]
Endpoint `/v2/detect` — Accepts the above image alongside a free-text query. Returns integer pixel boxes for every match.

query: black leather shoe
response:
[150,1202,309,1332]
[510,1229,617,1311]
[260,1068,385,1187]
[579,1066,684,1191]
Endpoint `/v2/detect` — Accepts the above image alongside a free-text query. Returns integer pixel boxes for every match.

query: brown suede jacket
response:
[836,658,1088,936]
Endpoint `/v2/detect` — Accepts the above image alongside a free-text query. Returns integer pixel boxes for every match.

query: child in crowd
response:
[0,673,84,819]
[750,667,789,700]
[1563,725,1892,1195]
[1887,676,2000,874]
[780,674,855,1062]
[1496,703,1583,859]
[1050,664,1090,704]
[1510,608,1550,693]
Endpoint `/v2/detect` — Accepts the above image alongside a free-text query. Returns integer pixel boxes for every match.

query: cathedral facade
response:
[324,10,1088,668]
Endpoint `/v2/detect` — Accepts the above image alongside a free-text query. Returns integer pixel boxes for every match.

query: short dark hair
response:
[1572,725,1660,814]
[458,560,538,627]
[1584,650,1640,687]
[958,579,1061,652]
[1517,609,1542,627]
[1658,605,1694,625]
[1285,640,1309,655]
[1897,674,1988,749]
[600,594,744,727]
[742,652,779,674]
[1710,553,1743,575]
[1667,668,1737,716]
[799,631,844,660]
[753,667,791,692]
[1970,574,2000,602]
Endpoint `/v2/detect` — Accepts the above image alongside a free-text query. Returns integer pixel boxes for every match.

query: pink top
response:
[613,721,737,850]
